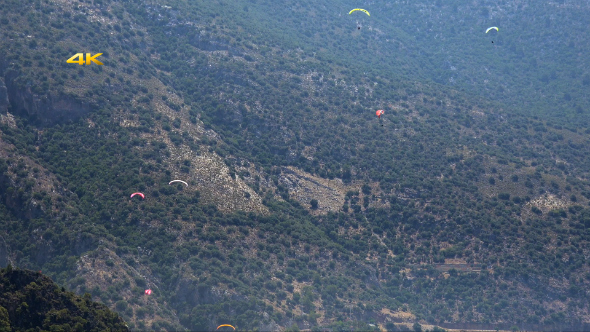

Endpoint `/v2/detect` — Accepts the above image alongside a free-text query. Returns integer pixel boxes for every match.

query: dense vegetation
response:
[0,0,590,331]
[0,265,128,331]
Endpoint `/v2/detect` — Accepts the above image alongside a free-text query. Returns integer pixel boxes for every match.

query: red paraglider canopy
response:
[145,289,152,295]
[376,110,384,118]
[130,192,145,199]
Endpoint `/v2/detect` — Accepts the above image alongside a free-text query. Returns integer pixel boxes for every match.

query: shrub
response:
[310,199,318,209]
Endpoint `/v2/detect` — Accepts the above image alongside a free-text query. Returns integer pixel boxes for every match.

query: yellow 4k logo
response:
[67,53,103,65]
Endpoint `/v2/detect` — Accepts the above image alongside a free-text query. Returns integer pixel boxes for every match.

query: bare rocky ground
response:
[280,166,349,213]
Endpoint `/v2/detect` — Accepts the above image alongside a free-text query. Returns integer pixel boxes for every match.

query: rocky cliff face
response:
[1,70,91,126]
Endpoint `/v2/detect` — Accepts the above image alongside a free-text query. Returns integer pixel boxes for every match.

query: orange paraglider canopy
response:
[376,110,384,118]
[217,325,236,330]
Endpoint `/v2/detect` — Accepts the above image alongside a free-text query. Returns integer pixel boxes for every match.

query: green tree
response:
[310,199,318,210]
[413,322,422,331]
[0,306,10,332]
[362,184,372,195]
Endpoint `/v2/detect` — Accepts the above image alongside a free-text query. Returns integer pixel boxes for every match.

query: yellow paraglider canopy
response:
[485,26,499,33]
[217,325,236,330]
[349,8,370,16]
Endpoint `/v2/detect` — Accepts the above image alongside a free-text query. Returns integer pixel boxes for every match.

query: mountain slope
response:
[139,0,590,122]
[0,0,589,331]
[0,265,128,331]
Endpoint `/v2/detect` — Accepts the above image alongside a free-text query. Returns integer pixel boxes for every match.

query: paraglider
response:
[376,110,384,126]
[145,289,152,295]
[217,325,235,330]
[349,9,369,30]
[130,192,145,199]
[486,27,499,44]
[349,8,370,16]
[169,180,188,187]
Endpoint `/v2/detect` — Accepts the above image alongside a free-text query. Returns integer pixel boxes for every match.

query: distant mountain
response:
[0,265,128,331]
[0,0,589,331]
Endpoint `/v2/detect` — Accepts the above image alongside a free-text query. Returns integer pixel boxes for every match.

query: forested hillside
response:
[1,0,590,331]
[0,265,129,331]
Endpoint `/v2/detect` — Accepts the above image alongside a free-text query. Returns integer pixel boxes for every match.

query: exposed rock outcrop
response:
[280,166,349,213]
[3,70,91,126]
